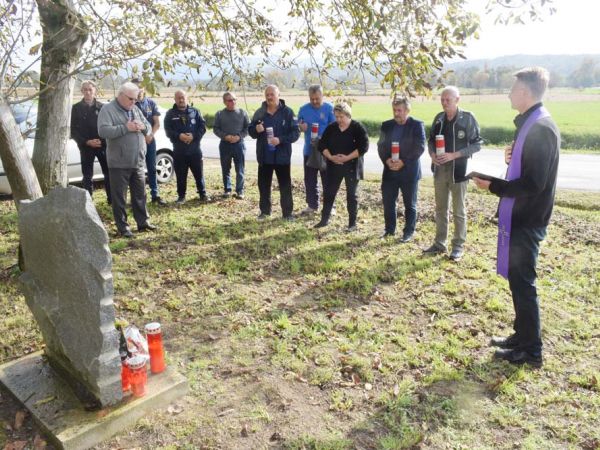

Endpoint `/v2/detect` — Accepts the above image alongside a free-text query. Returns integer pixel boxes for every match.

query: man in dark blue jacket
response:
[377,96,426,241]
[164,90,209,203]
[248,85,300,220]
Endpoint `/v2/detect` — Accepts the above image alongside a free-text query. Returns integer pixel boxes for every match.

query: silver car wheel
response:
[156,152,174,183]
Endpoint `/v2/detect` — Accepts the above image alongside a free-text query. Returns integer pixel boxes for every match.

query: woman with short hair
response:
[314,102,369,232]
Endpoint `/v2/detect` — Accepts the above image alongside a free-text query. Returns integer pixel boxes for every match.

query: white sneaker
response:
[301,206,318,215]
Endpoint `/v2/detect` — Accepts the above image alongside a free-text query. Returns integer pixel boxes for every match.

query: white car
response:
[0,104,174,195]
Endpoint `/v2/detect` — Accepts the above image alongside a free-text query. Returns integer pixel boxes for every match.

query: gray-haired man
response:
[423,86,482,261]
[98,82,156,238]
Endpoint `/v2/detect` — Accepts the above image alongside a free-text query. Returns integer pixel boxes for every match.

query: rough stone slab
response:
[0,351,188,450]
[18,186,121,407]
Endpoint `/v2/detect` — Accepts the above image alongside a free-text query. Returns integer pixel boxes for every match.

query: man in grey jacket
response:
[213,91,249,198]
[423,86,482,261]
[98,82,156,238]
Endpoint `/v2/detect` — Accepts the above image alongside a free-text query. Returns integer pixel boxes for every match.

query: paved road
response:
[200,136,600,192]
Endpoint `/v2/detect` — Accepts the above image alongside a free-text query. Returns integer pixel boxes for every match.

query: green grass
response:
[0,161,599,448]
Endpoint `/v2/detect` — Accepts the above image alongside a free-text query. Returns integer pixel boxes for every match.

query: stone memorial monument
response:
[18,186,122,407]
[0,186,188,449]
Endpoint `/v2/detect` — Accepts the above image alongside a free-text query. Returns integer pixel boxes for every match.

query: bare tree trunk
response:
[32,0,88,194]
[0,100,43,205]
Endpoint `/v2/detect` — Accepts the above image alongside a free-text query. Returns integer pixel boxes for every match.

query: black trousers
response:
[321,162,359,227]
[508,226,547,356]
[174,151,206,199]
[258,163,293,217]
[80,148,110,201]
[109,167,149,233]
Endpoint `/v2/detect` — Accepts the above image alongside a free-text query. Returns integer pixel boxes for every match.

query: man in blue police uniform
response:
[163,90,210,204]
[132,78,165,205]
[297,84,336,215]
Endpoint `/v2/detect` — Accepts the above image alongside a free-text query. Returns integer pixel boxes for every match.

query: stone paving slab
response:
[0,351,188,450]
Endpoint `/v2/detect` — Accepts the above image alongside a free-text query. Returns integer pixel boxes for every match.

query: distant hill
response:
[447,54,600,76]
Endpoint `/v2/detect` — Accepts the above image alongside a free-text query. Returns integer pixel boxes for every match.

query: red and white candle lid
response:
[127,355,147,370]
[144,322,161,335]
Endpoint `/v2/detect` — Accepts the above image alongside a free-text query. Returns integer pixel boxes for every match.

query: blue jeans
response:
[508,226,547,356]
[145,139,159,199]
[381,166,420,236]
[219,141,245,194]
[303,155,327,209]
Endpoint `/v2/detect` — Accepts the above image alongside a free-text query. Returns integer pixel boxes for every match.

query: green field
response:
[158,92,600,151]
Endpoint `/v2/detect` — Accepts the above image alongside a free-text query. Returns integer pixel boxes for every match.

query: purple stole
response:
[497,106,550,279]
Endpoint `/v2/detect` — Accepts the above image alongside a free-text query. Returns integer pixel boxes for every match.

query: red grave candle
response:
[145,322,166,374]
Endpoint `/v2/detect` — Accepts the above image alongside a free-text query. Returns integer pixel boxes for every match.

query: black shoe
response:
[345,224,357,233]
[199,194,211,202]
[283,215,295,222]
[423,244,446,255]
[493,349,543,368]
[490,334,520,349]
[222,191,232,198]
[313,220,329,229]
[138,223,157,232]
[400,233,413,243]
[152,196,167,205]
[380,231,395,239]
[119,229,134,238]
[176,197,186,204]
[257,213,270,221]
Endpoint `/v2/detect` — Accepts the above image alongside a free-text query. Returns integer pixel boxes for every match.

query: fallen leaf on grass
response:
[372,356,383,371]
[13,411,26,431]
[167,404,184,415]
[270,432,283,441]
[351,373,361,385]
[240,423,249,437]
[393,384,400,397]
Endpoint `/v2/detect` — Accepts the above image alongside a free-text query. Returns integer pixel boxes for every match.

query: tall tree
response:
[32,0,88,194]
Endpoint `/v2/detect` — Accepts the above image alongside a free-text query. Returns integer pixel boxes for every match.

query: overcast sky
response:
[464,0,600,59]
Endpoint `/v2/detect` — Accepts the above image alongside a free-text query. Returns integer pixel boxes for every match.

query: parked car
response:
[0,105,174,195]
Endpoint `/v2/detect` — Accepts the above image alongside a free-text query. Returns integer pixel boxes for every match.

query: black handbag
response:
[306,139,326,171]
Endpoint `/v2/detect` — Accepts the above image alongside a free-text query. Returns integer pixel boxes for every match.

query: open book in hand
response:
[465,171,506,183]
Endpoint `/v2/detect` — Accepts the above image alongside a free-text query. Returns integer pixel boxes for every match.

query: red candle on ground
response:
[145,322,166,374]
